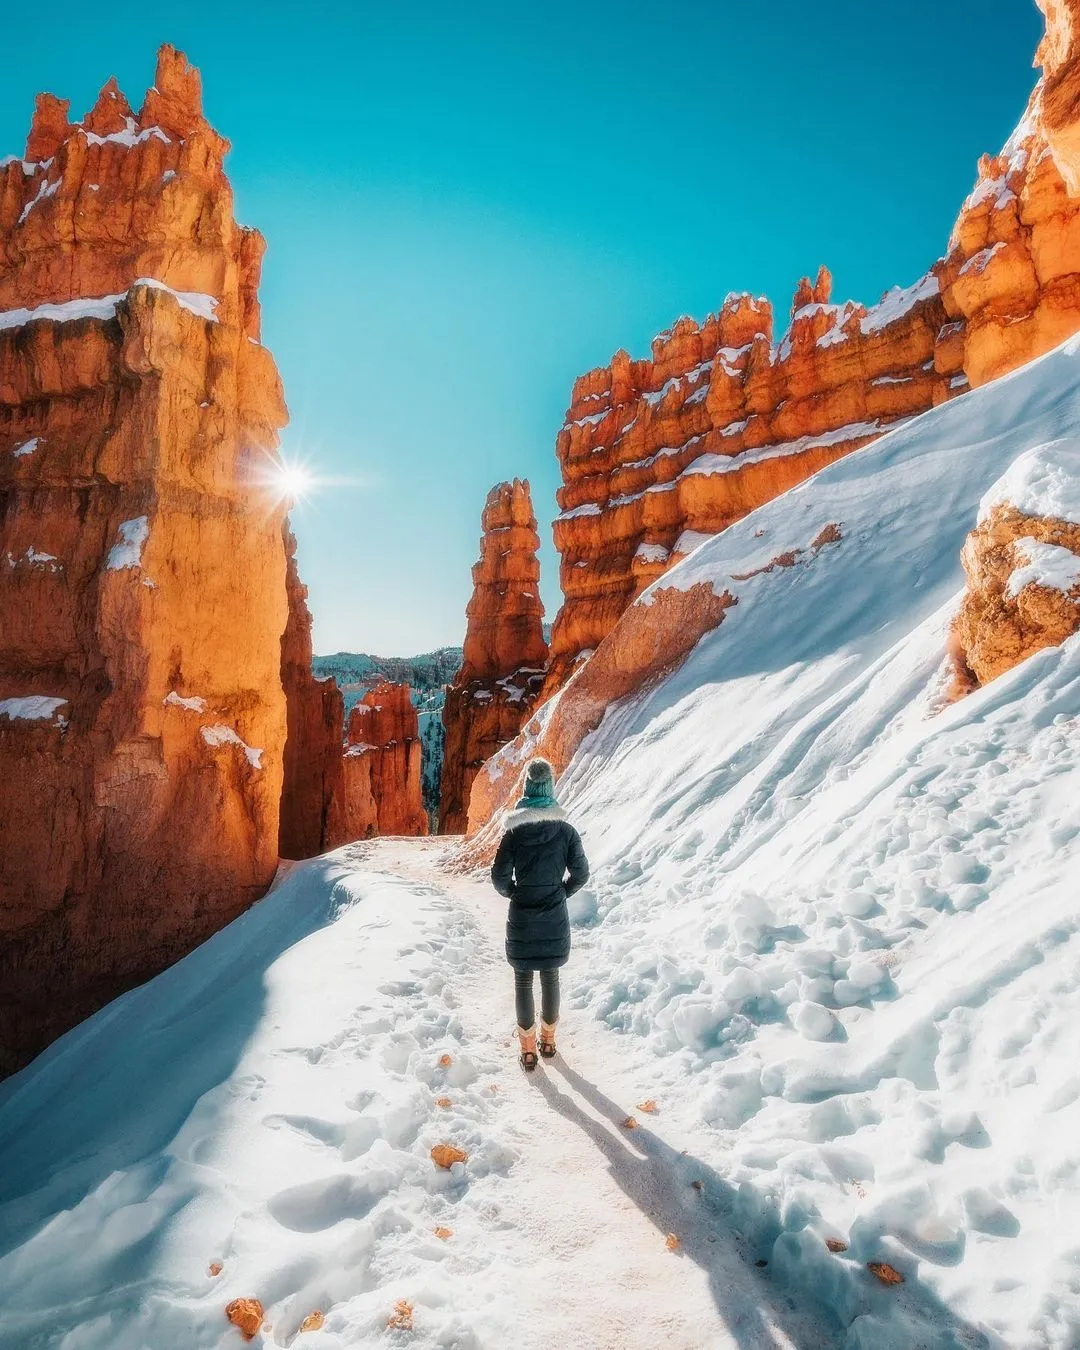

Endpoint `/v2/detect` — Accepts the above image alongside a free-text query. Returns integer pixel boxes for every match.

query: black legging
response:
[514,968,560,1029]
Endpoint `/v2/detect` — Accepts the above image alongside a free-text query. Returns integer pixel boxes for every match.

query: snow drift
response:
[547,331,1080,1347]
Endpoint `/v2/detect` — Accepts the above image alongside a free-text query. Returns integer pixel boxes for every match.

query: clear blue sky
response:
[1,2,1042,656]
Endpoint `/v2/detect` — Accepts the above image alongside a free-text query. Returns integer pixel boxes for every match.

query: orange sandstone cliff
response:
[440,480,548,832]
[330,683,428,841]
[0,49,289,1073]
[545,8,1080,690]
[279,525,345,859]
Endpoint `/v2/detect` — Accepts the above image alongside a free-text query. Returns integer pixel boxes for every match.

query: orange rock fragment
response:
[433,1226,453,1240]
[225,1298,264,1340]
[636,1099,658,1114]
[665,1233,681,1252]
[436,1096,452,1108]
[825,1238,849,1253]
[867,1261,905,1285]
[621,1116,638,1130]
[438,1054,453,1068]
[208,1262,223,1277]
[388,1299,414,1330]
[430,1143,469,1169]
[300,1311,325,1332]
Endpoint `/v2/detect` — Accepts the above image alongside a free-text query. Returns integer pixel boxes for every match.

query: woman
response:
[490,758,589,1071]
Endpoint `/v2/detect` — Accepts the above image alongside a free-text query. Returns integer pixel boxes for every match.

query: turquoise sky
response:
[1,3,1042,656]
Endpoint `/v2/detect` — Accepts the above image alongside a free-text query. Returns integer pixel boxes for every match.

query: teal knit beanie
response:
[521,757,556,804]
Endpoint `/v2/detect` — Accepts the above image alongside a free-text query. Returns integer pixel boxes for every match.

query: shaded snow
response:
[105,516,149,571]
[0,695,67,722]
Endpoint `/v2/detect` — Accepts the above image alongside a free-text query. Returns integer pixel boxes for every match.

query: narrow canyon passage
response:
[370,837,826,1350]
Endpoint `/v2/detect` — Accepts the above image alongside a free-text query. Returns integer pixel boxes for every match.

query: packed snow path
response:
[378,837,821,1350]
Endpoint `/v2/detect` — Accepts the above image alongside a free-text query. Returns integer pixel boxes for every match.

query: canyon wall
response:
[279,525,345,860]
[0,48,289,1073]
[330,683,428,841]
[459,0,1080,835]
[545,17,1080,690]
[440,480,548,832]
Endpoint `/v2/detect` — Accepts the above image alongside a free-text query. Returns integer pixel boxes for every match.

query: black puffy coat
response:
[490,805,590,972]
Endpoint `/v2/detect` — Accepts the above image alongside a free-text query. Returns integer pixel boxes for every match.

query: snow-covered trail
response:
[377,835,825,1350]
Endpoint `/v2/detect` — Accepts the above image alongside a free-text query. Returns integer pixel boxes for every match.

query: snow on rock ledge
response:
[953,439,1080,688]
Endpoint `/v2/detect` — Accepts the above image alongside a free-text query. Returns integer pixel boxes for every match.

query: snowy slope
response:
[550,333,1080,1347]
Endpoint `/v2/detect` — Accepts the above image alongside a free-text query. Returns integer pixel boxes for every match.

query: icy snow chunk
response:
[0,695,68,722]
[1006,537,1080,598]
[791,1001,838,1041]
[163,691,207,712]
[12,438,39,458]
[106,517,149,570]
[201,724,263,769]
[980,438,1080,524]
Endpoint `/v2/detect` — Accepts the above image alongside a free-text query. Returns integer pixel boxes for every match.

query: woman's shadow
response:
[531,1058,998,1350]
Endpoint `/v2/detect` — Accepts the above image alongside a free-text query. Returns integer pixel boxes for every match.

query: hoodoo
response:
[544,20,1080,690]
[440,480,548,833]
[0,48,289,1073]
[330,683,428,841]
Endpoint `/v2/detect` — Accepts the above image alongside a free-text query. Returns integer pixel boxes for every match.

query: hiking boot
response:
[517,1025,538,1072]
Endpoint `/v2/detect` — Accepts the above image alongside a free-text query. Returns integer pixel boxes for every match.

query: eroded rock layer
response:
[952,503,1080,690]
[330,683,428,841]
[0,49,288,1073]
[279,525,345,860]
[546,10,1080,690]
[440,480,548,833]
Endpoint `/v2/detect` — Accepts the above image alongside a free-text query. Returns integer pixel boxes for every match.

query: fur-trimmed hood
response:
[502,803,567,832]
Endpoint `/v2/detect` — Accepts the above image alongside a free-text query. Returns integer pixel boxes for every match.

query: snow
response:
[1005,537,1080,598]
[164,691,208,713]
[0,843,830,1348]
[555,502,601,521]
[6,546,61,572]
[860,274,940,335]
[0,279,219,333]
[958,242,1006,278]
[81,117,170,149]
[0,695,67,722]
[200,723,263,770]
[673,529,715,556]
[568,409,608,429]
[679,419,888,480]
[8,330,1080,1346]
[105,516,150,570]
[12,437,39,458]
[17,176,59,225]
[544,328,1080,1346]
[980,437,1080,525]
[634,542,670,565]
